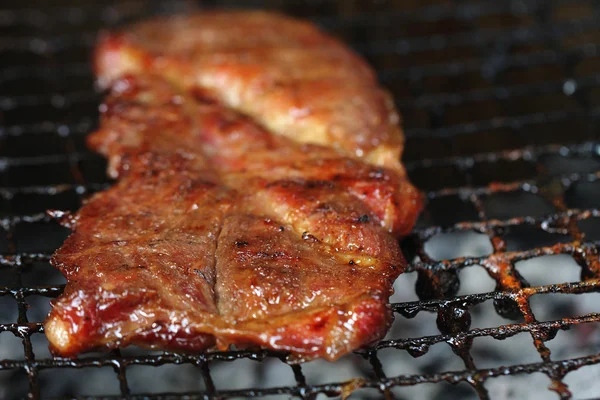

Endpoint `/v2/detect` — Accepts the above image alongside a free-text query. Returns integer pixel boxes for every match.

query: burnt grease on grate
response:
[1,0,600,399]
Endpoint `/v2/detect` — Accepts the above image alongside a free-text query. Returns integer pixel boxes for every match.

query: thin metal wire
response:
[1,0,600,399]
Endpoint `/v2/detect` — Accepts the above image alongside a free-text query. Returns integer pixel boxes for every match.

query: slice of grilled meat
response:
[95,11,406,171]
[44,12,422,362]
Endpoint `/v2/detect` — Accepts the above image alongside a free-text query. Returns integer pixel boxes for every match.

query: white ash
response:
[1,233,599,399]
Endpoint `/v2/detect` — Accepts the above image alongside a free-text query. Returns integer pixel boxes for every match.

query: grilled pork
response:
[95,11,406,173]
[44,12,422,362]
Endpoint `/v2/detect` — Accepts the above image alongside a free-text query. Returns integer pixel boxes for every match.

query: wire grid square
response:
[0,0,600,399]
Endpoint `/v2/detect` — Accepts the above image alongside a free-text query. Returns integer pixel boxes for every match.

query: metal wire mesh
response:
[1,0,600,399]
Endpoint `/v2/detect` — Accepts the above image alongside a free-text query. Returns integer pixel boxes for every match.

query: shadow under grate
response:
[2,0,600,399]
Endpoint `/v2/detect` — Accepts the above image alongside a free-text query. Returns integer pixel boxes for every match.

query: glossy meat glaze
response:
[44,12,422,362]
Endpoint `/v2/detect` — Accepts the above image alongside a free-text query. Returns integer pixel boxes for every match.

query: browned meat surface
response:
[44,11,422,362]
[45,152,225,354]
[95,10,404,170]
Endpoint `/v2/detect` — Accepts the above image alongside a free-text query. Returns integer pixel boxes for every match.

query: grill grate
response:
[2,0,600,399]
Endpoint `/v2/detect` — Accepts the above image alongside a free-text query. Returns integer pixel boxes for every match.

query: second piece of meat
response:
[45,75,420,361]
